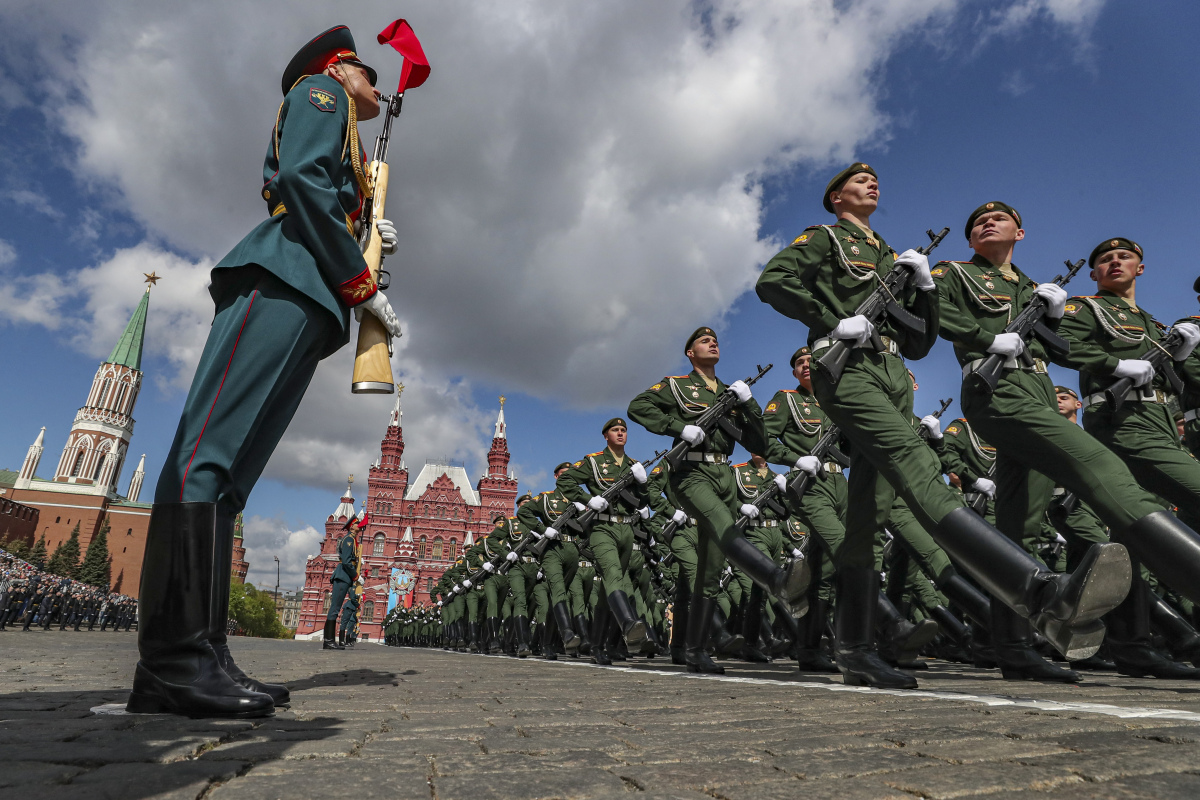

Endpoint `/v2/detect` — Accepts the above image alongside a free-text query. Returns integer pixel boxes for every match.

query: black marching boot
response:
[323,620,345,650]
[710,604,744,655]
[724,537,811,616]
[574,613,592,656]
[740,588,770,663]
[486,617,503,654]
[553,602,581,655]
[606,590,648,647]
[1118,511,1200,608]
[126,503,274,717]
[795,597,838,672]
[937,570,993,629]
[1149,592,1200,667]
[992,602,1080,683]
[542,615,558,660]
[833,568,917,689]
[590,602,613,665]
[931,507,1129,660]
[514,616,533,658]
[929,605,973,663]
[686,596,725,674]
[670,582,689,666]
[1106,577,1200,679]
[876,593,939,667]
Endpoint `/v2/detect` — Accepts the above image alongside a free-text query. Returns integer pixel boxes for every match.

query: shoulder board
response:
[1153,320,1167,331]
[587,451,604,458]
[667,375,689,379]
[1073,295,1100,300]
[732,462,749,468]
[779,389,797,394]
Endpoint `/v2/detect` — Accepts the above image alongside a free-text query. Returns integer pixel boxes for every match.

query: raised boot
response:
[1107,577,1200,679]
[931,507,1129,659]
[1118,512,1200,607]
[876,592,939,666]
[992,602,1080,682]
[322,620,344,650]
[740,588,770,663]
[126,503,273,718]
[552,602,581,655]
[514,616,533,658]
[606,590,648,648]
[723,536,810,616]
[686,596,725,674]
[936,570,992,629]
[833,568,917,689]
[1149,592,1200,667]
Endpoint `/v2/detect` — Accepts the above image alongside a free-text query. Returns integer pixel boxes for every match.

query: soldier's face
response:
[750,454,766,469]
[793,354,812,387]
[1055,391,1080,417]
[605,426,627,448]
[554,467,569,479]
[831,173,878,214]
[686,335,720,366]
[329,62,381,120]
[1091,249,1143,291]
[968,211,1023,251]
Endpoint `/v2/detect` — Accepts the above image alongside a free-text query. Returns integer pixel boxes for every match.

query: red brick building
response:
[295,395,519,641]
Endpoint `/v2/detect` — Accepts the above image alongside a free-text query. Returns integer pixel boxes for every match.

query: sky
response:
[2,0,1198,590]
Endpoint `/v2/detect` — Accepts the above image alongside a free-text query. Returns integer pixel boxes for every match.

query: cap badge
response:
[1111,239,1120,247]
[986,202,995,209]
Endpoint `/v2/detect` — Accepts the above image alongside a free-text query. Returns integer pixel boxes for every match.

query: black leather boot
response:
[574,613,592,656]
[486,617,503,654]
[931,507,1129,659]
[514,616,533,658]
[1117,511,1200,607]
[795,597,838,672]
[590,602,613,665]
[468,620,481,652]
[1107,577,1200,679]
[833,568,916,689]
[552,602,581,655]
[686,596,725,674]
[127,503,274,718]
[936,570,992,628]
[710,604,744,655]
[1149,592,1200,667]
[723,536,810,616]
[876,592,939,666]
[740,587,770,663]
[606,590,648,647]
[322,619,344,650]
[992,602,1080,682]
[670,581,689,665]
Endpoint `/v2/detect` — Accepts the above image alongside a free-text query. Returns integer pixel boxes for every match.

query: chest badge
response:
[985,281,995,289]
[803,406,811,415]
[850,245,861,255]
[692,390,700,398]
[1118,312,1128,321]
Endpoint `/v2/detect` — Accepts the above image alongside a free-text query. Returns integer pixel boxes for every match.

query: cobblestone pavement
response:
[4,634,1200,799]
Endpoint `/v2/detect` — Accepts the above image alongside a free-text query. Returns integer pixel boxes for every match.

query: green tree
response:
[46,523,82,578]
[228,582,292,639]
[29,533,48,570]
[7,536,31,559]
[79,518,111,589]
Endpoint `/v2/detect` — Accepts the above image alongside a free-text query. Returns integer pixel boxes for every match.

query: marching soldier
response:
[644,459,698,665]
[519,463,585,656]
[731,455,786,662]
[757,169,1129,688]
[324,515,362,650]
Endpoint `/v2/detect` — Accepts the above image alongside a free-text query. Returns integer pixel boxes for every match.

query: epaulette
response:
[732,462,749,468]
[1073,295,1101,300]
[778,389,797,393]
[587,450,604,458]
[666,375,689,379]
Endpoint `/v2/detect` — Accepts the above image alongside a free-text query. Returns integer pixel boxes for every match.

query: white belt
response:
[823,462,843,473]
[962,356,1047,378]
[684,452,728,464]
[579,561,592,568]
[1085,386,1170,408]
[521,556,537,563]
[748,519,780,528]
[814,335,900,356]
[1185,409,1200,422]
[596,513,635,523]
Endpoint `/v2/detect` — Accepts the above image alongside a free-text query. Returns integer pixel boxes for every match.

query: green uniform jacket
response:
[731,462,784,522]
[556,446,650,517]
[940,417,996,488]
[485,516,533,558]
[762,386,845,468]
[332,530,358,584]
[214,74,375,353]
[933,255,1059,366]
[627,370,768,460]
[1058,291,1176,399]
[755,219,939,358]
[517,489,573,535]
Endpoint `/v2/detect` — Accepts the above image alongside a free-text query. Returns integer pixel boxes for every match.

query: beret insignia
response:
[309,87,337,112]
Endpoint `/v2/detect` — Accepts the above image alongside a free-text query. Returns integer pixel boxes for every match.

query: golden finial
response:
[397,383,405,397]
[499,395,507,408]
[143,271,160,286]
[348,474,354,486]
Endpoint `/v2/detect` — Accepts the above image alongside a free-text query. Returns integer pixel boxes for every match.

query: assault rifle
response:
[966,258,1085,394]
[1104,327,1187,412]
[919,397,954,441]
[634,527,676,596]
[784,424,850,507]
[660,364,774,470]
[816,227,949,384]
[1047,489,1079,527]
[964,463,995,515]
[732,474,792,535]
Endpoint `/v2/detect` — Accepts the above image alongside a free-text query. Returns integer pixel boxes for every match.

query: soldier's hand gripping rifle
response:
[1104,327,1187,412]
[966,259,1085,395]
[732,477,792,535]
[817,227,950,384]
[660,364,774,471]
[784,423,851,507]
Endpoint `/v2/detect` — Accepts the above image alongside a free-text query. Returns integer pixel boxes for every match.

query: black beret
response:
[516,493,533,505]
[1193,276,1200,294]
[685,326,718,352]
[964,201,1022,240]
[492,513,507,524]
[790,346,811,368]
[602,417,627,434]
[281,25,377,97]
[1088,237,1143,268]
[823,163,877,213]
[1053,385,1078,399]
[553,461,572,474]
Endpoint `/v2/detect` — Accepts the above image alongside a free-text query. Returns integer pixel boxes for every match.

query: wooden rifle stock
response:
[351,159,395,394]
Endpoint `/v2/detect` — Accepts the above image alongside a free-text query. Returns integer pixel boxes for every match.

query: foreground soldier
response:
[129,27,403,717]
[756,168,1129,688]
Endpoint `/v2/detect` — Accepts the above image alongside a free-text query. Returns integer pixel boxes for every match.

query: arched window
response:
[373,533,386,556]
[418,536,426,559]
[99,378,112,405]
[363,601,375,622]
[432,538,443,560]
[115,384,128,412]
[448,539,457,560]
[323,591,331,612]
[426,577,434,594]
[70,450,86,477]
[92,451,107,481]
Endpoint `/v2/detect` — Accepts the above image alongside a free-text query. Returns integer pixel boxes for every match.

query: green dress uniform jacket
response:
[332,530,359,584]
[940,417,997,517]
[517,489,581,608]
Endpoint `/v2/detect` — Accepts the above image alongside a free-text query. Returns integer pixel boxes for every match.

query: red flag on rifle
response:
[377,19,430,93]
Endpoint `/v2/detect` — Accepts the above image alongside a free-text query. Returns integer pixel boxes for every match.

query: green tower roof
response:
[107,287,150,370]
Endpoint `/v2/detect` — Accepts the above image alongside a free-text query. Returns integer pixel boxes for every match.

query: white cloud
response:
[241,514,323,590]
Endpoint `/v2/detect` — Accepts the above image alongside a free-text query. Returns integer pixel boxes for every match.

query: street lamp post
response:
[273,556,281,616]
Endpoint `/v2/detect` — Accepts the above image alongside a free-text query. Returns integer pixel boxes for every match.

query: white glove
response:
[1034,283,1068,319]
[739,503,761,519]
[452,584,461,593]
[354,290,403,338]
[972,477,997,499]
[537,571,544,580]
[505,551,518,562]
[572,502,587,513]
[630,462,647,484]
[1114,358,1154,387]
[462,579,471,588]
[482,562,495,572]
[728,380,753,404]
[896,249,934,292]
[1054,532,1067,545]
[375,218,399,256]
[671,510,688,525]
[587,496,609,512]
[830,315,876,347]
[544,526,559,540]
[987,332,1025,359]
[638,506,652,520]
[919,415,943,440]
[773,474,787,492]
[794,455,820,476]
[1174,322,1200,361]
[648,537,656,548]
[357,575,365,586]
[791,548,803,558]
[436,600,443,607]
[680,425,705,446]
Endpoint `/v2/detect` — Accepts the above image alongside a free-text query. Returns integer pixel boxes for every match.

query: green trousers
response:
[541,540,580,607]
[670,463,742,599]
[887,495,953,582]
[482,573,510,618]
[669,526,699,594]
[326,578,351,623]
[507,561,539,617]
[570,564,595,618]
[464,586,483,622]
[793,470,849,563]
[590,522,637,599]
[812,351,963,568]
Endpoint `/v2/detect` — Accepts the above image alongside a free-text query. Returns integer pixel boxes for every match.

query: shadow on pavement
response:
[286,667,401,692]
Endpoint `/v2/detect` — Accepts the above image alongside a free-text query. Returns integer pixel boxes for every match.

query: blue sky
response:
[2,1,1196,587]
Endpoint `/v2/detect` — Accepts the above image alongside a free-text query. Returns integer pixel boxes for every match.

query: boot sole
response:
[1054,543,1133,626]
[1035,617,1105,661]
[126,691,274,719]
[623,620,648,648]
[840,672,917,690]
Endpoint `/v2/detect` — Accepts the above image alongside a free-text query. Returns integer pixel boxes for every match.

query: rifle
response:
[965,258,1085,395]
[634,527,675,596]
[965,463,995,514]
[660,364,774,471]
[1047,489,1079,527]
[1104,327,1187,412]
[784,424,850,507]
[816,227,950,384]
[732,472,792,535]
[919,397,954,442]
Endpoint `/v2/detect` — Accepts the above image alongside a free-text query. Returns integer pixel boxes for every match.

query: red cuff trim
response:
[339,267,377,305]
